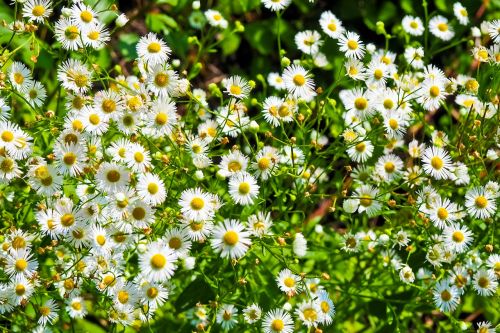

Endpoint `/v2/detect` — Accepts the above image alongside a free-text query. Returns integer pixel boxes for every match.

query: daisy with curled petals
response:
[296,300,322,328]
[344,58,366,81]
[139,241,178,282]
[211,219,251,259]
[295,30,323,55]
[276,268,301,296]
[464,186,497,219]
[182,218,214,242]
[228,171,260,205]
[338,31,365,59]
[38,299,59,326]
[422,146,453,180]
[28,163,62,196]
[136,173,166,206]
[282,64,316,100]
[179,187,215,222]
[429,15,455,41]
[136,33,171,66]
[319,11,344,39]
[243,303,262,324]
[262,309,294,333]
[225,75,251,99]
[22,0,53,23]
[57,59,93,94]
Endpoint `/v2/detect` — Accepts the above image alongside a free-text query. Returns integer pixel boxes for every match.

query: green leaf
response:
[146,13,178,34]
[157,0,178,5]
[221,33,241,56]
[174,277,215,312]
[118,33,140,61]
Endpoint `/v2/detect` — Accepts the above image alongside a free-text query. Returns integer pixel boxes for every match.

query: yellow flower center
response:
[147,42,161,53]
[293,74,306,86]
[388,118,398,130]
[89,113,100,125]
[65,25,79,40]
[302,308,318,321]
[11,236,26,249]
[478,277,490,288]
[32,5,45,17]
[88,31,100,40]
[474,196,487,209]
[283,277,295,288]
[15,259,28,271]
[155,73,169,87]
[347,40,358,50]
[354,97,367,110]
[71,302,82,311]
[40,306,51,316]
[437,207,448,220]
[430,156,443,170]
[169,237,182,249]
[0,158,14,173]
[258,157,270,170]
[321,301,330,313]
[15,284,26,296]
[80,10,93,23]
[96,235,106,246]
[271,319,285,331]
[134,152,144,163]
[374,69,383,80]
[155,112,168,125]
[384,162,395,173]
[238,182,251,195]
[229,85,242,95]
[223,230,239,245]
[359,195,372,207]
[190,197,204,210]
[440,290,451,301]
[74,74,88,88]
[117,290,129,304]
[150,253,166,269]
[278,104,290,117]
[106,170,121,183]
[131,206,145,220]
[61,213,75,227]
[147,287,159,298]
[452,231,464,243]
[327,23,336,32]
[1,131,14,142]
[13,73,24,84]
[429,86,440,98]
[228,161,242,172]
[437,23,448,32]
[148,183,159,194]
[410,21,418,29]
[355,142,366,152]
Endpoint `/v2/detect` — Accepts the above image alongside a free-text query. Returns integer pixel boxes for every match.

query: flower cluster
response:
[0,0,498,332]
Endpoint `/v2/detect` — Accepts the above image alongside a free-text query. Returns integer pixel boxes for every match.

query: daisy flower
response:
[24,81,46,108]
[136,33,171,66]
[464,186,497,219]
[487,20,500,43]
[205,9,228,29]
[80,106,109,135]
[219,150,249,177]
[125,143,151,173]
[404,46,425,69]
[317,290,335,325]
[418,78,448,111]
[71,3,98,31]
[147,65,179,99]
[433,279,460,312]
[473,269,498,296]
[402,15,424,36]
[443,223,473,253]
[28,163,62,196]
[344,58,366,80]
[342,88,375,120]
[38,299,59,326]
[375,153,404,182]
[267,72,286,90]
[54,142,86,176]
[136,173,166,206]
[422,146,453,180]
[243,303,262,324]
[57,59,93,94]
[296,300,321,328]
[182,218,214,242]
[5,249,38,278]
[8,62,33,92]
[262,309,294,333]
[179,187,215,222]
[338,31,365,59]
[225,75,251,99]
[146,98,178,137]
[95,162,130,193]
[453,2,469,25]
[67,297,87,318]
[22,0,52,23]
[426,197,459,229]
[319,11,344,39]
[211,219,251,260]
[276,268,301,296]
[55,18,82,50]
[476,321,495,333]
[282,64,316,100]
[429,15,455,41]
[295,30,323,55]
[228,172,260,205]
[139,241,178,282]
[261,0,291,12]
[252,146,280,180]
[354,185,381,217]
[216,304,238,330]
[82,21,110,49]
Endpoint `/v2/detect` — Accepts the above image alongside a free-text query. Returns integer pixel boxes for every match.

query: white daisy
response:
[211,219,251,259]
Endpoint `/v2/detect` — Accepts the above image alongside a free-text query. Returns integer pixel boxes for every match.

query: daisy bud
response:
[61,7,72,17]
[485,244,493,253]
[183,256,196,270]
[366,43,376,53]
[194,170,204,180]
[192,1,200,9]
[208,83,222,98]
[216,169,226,180]
[172,59,181,68]
[235,20,245,32]
[277,237,286,246]
[293,233,307,257]
[471,26,481,37]
[281,57,290,67]
[283,302,292,311]
[375,21,386,35]
[321,272,331,280]
[249,120,259,133]
[137,242,148,254]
